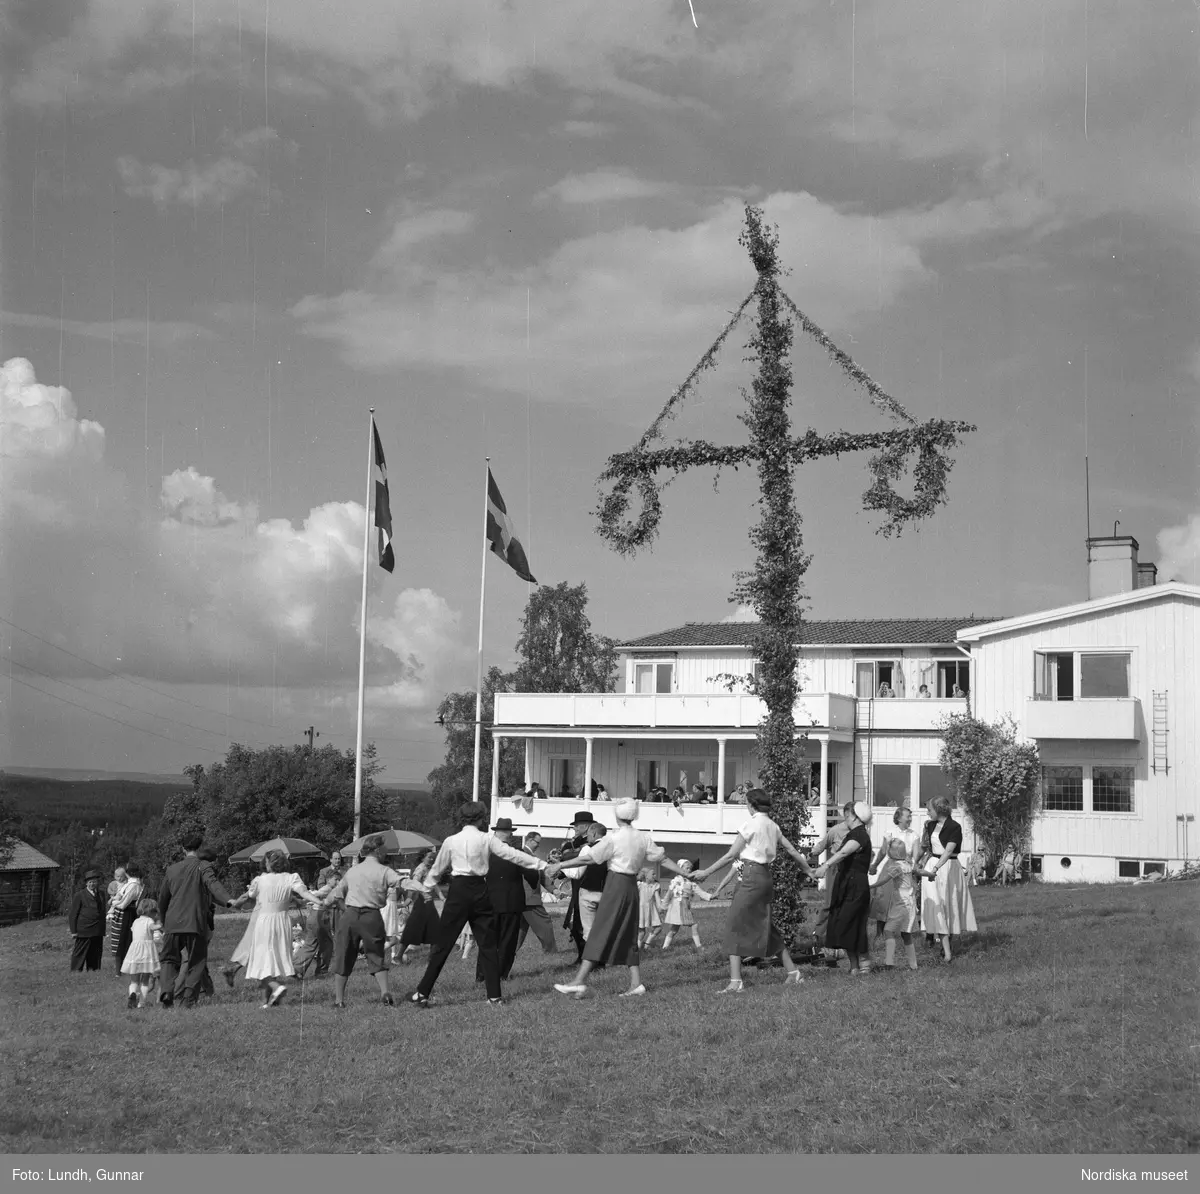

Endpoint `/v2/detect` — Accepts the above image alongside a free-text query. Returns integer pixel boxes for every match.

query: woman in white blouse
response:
[549,800,689,999]
[690,789,814,992]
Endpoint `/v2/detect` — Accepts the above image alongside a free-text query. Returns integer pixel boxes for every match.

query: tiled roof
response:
[1,841,61,872]
[620,618,1005,649]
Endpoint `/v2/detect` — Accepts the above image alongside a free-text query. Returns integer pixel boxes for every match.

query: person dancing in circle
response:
[689,788,814,993]
[811,802,875,975]
[551,800,690,999]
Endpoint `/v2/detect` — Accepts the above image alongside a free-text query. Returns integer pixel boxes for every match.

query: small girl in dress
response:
[120,897,163,1009]
[876,839,920,971]
[661,860,715,951]
[637,867,663,951]
[382,881,404,964]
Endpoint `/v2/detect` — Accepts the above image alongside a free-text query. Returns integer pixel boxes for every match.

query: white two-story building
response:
[489,533,1198,882]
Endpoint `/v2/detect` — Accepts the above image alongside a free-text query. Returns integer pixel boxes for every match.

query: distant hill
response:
[2,767,433,791]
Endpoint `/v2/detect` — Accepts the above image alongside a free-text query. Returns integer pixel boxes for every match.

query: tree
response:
[938,714,1041,876]
[512,582,618,694]
[593,205,974,945]
[162,742,389,879]
[428,667,524,826]
[0,780,19,870]
[428,582,618,822]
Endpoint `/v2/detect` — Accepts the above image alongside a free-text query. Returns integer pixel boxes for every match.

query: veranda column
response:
[490,735,502,822]
[818,736,829,807]
[524,738,532,789]
[583,736,594,802]
[716,737,727,805]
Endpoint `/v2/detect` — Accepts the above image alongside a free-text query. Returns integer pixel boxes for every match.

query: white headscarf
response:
[614,799,638,823]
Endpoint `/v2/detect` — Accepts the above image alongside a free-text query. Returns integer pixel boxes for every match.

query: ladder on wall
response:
[1152,690,1169,775]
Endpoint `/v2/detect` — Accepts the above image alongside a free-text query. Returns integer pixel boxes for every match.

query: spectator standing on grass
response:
[812,802,875,975]
[916,794,977,963]
[107,863,144,972]
[158,835,236,1007]
[551,800,690,1000]
[407,803,548,1009]
[69,869,108,972]
[688,789,813,993]
[120,897,164,1008]
[559,811,595,962]
[228,850,324,1009]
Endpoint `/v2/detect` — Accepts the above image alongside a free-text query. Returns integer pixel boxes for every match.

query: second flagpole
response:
[352,407,375,841]
[471,457,490,804]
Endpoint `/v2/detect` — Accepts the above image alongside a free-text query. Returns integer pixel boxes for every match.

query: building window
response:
[1043,765,1084,811]
[857,660,904,698]
[918,764,957,810]
[808,761,838,804]
[1034,652,1075,701]
[1092,765,1134,813]
[1079,654,1130,698]
[1026,855,1043,875]
[1117,859,1140,878]
[633,662,674,694]
[1142,862,1165,877]
[549,757,585,798]
[1034,651,1130,700]
[872,764,911,808]
[936,660,970,697]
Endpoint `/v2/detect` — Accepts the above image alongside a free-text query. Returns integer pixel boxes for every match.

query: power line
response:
[8,658,269,746]
[0,614,291,737]
[4,670,230,756]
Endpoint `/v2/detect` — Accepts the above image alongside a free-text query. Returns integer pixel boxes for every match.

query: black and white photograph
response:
[0,0,1195,1178]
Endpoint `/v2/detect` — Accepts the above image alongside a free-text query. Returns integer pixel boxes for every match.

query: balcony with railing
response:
[493,691,857,734]
[854,696,968,732]
[1023,698,1140,740]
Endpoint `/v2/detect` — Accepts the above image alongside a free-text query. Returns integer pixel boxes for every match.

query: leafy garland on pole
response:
[594,204,975,945]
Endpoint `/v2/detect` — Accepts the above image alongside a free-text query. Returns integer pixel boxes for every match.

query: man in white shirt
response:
[407,802,548,1008]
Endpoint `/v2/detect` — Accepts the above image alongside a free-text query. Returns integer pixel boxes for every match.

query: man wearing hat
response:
[558,810,594,963]
[69,869,108,972]
[408,802,549,1007]
[516,832,559,957]
[473,818,530,983]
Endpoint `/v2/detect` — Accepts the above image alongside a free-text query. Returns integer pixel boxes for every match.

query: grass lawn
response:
[1,881,1196,1154]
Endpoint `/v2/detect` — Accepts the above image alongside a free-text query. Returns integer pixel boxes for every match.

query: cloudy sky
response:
[1,0,1197,783]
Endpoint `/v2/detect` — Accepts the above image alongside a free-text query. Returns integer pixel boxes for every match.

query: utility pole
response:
[303,726,319,750]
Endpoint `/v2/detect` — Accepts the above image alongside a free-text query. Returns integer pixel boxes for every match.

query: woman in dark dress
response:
[813,802,875,974]
[397,850,441,961]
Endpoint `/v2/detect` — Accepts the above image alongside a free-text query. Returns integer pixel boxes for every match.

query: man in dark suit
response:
[558,811,593,963]
[475,818,531,983]
[68,869,107,972]
[516,832,558,957]
[158,834,236,1007]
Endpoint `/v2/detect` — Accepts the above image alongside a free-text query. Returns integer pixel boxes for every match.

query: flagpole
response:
[472,457,491,804]
[353,407,375,840]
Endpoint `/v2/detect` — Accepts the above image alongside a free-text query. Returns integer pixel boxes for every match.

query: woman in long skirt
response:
[550,801,688,999]
[107,863,144,972]
[397,849,441,961]
[916,794,977,962]
[689,788,814,993]
[813,802,874,974]
[228,850,323,1007]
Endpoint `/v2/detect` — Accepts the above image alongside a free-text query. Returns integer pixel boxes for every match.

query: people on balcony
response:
[877,682,895,698]
[918,684,932,697]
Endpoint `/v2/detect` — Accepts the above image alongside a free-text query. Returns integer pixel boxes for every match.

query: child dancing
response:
[119,897,164,1009]
[660,861,714,951]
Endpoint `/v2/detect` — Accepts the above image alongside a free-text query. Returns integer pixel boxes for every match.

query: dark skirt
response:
[721,861,785,957]
[582,872,640,968]
[399,895,440,947]
[825,864,870,955]
[109,904,137,968]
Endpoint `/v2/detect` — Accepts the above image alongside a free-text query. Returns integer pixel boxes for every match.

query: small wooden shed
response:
[0,841,61,926]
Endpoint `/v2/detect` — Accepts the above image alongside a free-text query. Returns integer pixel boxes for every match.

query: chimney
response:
[1136,561,1158,589]
[1087,535,1140,600]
